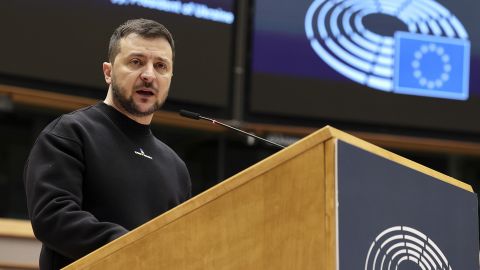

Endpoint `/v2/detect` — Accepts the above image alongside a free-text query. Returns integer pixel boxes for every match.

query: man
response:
[24,19,191,270]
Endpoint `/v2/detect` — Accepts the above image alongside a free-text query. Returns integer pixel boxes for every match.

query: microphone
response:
[179,110,286,149]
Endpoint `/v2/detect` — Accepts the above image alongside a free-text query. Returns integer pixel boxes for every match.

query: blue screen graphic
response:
[110,0,234,24]
[249,0,480,134]
[394,32,470,100]
[303,0,471,100]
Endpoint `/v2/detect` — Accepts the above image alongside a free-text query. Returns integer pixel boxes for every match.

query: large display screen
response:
[0,0,235,110]
[249,0,480,136]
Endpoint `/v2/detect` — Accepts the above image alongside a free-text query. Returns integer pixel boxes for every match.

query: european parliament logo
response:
[394,32,470,100]
[305,0,471,101]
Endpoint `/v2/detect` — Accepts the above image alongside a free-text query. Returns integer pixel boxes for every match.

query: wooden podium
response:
[64,126,478,269]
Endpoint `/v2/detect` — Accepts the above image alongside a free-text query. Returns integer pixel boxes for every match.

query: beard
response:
[111,79,166,117]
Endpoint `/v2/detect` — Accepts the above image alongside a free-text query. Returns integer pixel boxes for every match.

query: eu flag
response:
[393,32,470,100]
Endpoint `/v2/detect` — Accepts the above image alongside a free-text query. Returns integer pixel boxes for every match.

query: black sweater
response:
[24,102,191,269]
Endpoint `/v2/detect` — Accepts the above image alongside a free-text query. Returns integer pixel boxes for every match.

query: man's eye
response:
[130,59,142,66]
[155,62,167,70]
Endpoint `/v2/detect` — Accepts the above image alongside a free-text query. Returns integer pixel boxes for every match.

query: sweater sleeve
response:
[23,129,128,260]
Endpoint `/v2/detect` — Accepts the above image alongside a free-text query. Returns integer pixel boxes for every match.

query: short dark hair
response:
[108,18,175,63]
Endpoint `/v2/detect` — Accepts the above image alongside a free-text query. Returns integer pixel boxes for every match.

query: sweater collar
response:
[96,102,152,137]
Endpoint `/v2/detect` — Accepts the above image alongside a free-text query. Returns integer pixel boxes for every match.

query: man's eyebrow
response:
[155,55,172,64]
[127,53,171,63]
[126,52,146,58]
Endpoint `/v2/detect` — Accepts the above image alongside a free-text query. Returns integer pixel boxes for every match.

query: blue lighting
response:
[305,0,470,100]
[394,32,470,100]
[110,0,234,24]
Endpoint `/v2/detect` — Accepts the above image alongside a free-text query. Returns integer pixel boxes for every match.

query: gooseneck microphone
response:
[179,110,286,149]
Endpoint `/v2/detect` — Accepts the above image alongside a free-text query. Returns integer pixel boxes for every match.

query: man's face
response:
[105,33,173,117]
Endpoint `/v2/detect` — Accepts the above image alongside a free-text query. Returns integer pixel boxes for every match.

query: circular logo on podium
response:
[364,226,452,270]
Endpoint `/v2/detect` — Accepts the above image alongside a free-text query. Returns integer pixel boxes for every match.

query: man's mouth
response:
[136,89,155,97]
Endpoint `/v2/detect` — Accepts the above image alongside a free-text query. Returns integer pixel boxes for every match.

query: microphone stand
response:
[179,110,286,149]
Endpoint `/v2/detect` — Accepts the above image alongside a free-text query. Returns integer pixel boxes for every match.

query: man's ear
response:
[103,62,112,84]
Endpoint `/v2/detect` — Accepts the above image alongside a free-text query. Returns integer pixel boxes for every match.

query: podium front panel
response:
[336,140,479,270]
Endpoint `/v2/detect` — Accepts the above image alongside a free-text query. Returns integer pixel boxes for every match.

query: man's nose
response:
[140,65,156,82]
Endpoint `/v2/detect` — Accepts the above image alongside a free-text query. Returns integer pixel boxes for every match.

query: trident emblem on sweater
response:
[134,148,153,160]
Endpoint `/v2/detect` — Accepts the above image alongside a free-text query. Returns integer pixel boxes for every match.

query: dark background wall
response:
[0,0,479,225]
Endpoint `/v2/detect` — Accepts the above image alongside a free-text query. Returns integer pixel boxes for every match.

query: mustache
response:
[135,82,158,92]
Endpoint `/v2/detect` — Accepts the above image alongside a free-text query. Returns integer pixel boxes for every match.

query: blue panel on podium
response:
[337,141,478,269]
